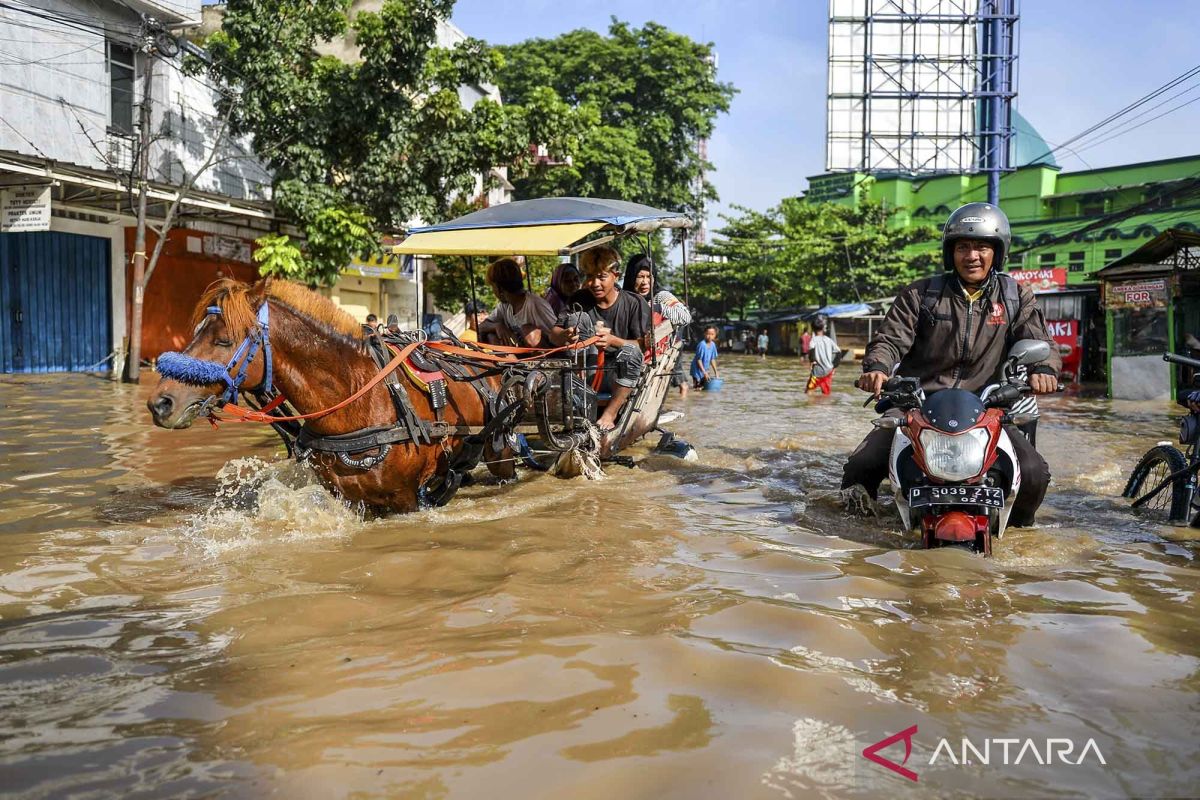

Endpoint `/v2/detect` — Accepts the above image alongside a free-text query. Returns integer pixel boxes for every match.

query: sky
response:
[451,0,1200,224]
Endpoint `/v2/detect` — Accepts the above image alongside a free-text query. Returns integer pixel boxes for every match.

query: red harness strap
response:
[213,336,600,426]
[258,393,288,413]
[218,339,421,424]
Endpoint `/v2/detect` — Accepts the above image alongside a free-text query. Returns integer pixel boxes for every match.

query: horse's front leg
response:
[484,439,516,482]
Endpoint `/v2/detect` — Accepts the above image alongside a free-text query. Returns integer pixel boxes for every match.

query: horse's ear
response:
[250,277,271,308]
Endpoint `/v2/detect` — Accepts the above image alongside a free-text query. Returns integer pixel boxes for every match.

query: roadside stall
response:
[1095,229,1200,401]
[1008,267,1101,384]
[806,301,883,359]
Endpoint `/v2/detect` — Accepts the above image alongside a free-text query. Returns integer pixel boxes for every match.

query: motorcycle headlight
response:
[919,427,990,481]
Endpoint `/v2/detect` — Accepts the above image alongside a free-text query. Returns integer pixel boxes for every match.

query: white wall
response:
[149,55,272,201]
[0,0,268,201]
[0,0,144,168]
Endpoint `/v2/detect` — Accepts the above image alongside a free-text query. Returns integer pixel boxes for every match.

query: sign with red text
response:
[1105,278,1167,309]
[1047,319,1080,381]
[1010,268,1067,293]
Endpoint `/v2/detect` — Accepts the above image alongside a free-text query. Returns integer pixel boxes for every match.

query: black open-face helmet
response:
[942,202,1011,271]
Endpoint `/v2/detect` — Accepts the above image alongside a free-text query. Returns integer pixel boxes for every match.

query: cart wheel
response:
[1124,445,1190,523]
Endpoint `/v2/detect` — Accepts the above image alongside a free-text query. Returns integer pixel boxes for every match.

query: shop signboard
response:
[202,234,252,264]
[1046,319,1080,381]
[342,253,402,280]
[1010,267,1067,293]
[341,237,410,280]
[0,185,51,232]
[1105,278,1168,309]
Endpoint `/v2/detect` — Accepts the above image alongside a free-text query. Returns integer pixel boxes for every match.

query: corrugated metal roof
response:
[1096,228,1200,278]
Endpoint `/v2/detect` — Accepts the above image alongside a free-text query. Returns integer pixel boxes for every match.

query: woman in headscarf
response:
[623,253,693,396]
[543,261,583,314]
[622,253,692,329]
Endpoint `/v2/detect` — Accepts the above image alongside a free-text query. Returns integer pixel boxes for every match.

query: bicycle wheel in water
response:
[1123,445,1190,522]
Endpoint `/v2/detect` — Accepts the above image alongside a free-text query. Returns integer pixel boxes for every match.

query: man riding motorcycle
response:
[842,202,1061,527]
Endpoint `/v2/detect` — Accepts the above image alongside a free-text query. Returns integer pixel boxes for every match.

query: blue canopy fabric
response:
[811,303,873,319]
[407,197,691,234]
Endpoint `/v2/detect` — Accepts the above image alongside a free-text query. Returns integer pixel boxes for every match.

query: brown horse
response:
[147,278,514,513]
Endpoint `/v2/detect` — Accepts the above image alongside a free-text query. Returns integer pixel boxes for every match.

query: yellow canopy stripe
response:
[392,222,606,256]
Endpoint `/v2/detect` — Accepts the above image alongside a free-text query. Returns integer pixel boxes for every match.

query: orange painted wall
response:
[125,228,259,358]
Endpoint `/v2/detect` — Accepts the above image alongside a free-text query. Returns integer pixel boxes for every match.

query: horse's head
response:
[148,279,270,429]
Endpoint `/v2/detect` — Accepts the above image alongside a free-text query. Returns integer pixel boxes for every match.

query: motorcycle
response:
[870,340,1051,555]
[1122,351,1200,527]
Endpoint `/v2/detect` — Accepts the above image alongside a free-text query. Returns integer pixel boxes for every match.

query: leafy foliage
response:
[695,200,939,318]
[205,0,532,285]
[494,19,736,216]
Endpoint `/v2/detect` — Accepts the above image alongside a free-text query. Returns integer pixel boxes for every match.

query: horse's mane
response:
[192,278,363,342]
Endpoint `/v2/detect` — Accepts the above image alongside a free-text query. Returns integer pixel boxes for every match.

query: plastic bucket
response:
[704,378,724,392]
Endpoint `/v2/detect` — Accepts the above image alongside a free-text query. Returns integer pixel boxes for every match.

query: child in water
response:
[692,325,720,388]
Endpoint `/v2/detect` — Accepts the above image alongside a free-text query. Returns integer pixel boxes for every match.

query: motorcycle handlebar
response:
[985,383,1029,408]
[1164,352,1200,370]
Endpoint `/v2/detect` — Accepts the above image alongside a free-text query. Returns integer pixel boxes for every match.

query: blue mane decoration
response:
[156,351,233,387]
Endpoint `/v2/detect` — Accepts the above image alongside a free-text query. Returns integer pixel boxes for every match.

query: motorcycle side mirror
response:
[872,417,902,429]
[1008,339,1051,366]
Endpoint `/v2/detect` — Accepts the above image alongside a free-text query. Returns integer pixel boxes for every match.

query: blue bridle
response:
[156,302,274,405]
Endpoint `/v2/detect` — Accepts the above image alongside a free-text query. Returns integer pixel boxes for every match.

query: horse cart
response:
[148,198,695,513]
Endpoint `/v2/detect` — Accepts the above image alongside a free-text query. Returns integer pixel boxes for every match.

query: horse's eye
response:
[215,339,233,348]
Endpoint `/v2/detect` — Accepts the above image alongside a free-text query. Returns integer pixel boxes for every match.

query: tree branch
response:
[142,99,237,289]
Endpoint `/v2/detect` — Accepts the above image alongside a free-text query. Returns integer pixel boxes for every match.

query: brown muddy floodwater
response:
[0,359,1197,799]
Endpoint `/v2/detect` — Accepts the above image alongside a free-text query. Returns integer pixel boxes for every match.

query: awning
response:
[1096,228,1200,278]
[812,303,873,319]
[392,221,606,256]
[408,197,691,233]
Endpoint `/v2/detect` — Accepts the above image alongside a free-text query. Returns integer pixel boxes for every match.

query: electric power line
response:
[1027,62,1200,165]
[0,114,50,158]
[1072,91,1200,156]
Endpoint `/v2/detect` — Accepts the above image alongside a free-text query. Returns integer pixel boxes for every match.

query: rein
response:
[157,303,601,426]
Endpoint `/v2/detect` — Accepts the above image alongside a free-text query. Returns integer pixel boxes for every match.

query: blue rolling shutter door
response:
[1,232,112,372]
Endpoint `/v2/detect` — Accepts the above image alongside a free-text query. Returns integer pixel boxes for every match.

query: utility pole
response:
[124,52,154,383]
[680,234,690,308]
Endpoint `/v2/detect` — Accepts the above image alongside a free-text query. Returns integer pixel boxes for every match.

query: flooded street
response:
[0,359,1196,799]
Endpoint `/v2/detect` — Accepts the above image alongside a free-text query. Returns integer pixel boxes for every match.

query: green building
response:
[806,152,1200,286]
[804,138,1200,385]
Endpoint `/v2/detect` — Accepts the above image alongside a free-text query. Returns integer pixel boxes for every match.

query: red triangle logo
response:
[862,724,919,782]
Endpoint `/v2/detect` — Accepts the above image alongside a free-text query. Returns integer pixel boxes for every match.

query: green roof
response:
[1013,110,1058,169]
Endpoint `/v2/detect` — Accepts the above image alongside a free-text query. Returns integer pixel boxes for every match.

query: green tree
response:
[696,200,938,316]
[495,19,736,216]
[693,207,784,319]
[204,0,536,284]
[776,199,939,304]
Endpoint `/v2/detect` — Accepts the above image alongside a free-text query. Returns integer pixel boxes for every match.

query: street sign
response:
[0,185,51,232]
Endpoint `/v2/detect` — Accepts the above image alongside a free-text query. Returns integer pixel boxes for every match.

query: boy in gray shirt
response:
[806,319,839,395]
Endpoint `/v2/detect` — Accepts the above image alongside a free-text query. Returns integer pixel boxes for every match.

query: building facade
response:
[806,154,1200,383]
[808,153,1200,284]
[0,0,274,373]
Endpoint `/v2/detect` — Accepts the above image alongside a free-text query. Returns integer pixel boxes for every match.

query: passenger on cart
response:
[551,246,652,436]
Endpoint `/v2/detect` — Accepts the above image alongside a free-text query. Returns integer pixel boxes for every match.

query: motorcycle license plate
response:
[908,485,1004,509]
